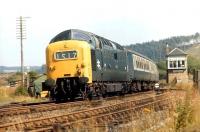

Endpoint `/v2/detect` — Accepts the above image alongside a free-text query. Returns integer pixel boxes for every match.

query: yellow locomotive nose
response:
[46,40,92,83]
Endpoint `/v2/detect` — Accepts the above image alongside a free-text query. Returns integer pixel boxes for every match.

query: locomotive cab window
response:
[55,50,77,60]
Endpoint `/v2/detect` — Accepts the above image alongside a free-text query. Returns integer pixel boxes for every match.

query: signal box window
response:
[178,60,181,68]
[169,61,177,68]
[169,60,185,69]
[169,61,173,68]
[178,60,185,68]
[182,60,185,67]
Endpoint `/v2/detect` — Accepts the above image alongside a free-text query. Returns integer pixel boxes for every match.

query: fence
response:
[193,70,200,89]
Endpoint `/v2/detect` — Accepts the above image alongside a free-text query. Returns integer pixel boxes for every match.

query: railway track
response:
[60,98,171,132]
[0,91,155,120]
[0,91,171,131]
[0,93,159,127]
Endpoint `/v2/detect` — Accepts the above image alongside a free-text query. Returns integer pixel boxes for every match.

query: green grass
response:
[0,86,47,105]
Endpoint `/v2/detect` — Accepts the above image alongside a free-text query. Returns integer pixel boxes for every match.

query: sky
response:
[0,0,200,66]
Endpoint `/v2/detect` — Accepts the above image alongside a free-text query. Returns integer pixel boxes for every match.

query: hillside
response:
[186,44,200,60]
[126,32,200,61]
[186,44,200,73]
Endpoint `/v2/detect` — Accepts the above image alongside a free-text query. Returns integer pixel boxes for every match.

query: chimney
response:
[166,43,169,55]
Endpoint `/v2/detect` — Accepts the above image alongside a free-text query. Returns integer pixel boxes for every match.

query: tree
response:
[187,56,200,73]
[7,73,21,83]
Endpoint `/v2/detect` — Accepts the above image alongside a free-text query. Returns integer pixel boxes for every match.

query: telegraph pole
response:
[16,16,29,87]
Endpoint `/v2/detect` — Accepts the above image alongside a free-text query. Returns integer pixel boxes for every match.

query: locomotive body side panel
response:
[101,49,127,82]
[91,49,103,81]
[91,36,127,82]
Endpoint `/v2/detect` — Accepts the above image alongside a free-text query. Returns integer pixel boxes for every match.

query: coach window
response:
[136,61,139,68]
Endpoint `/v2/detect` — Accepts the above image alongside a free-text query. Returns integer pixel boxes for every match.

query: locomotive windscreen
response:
[50,30,92,44]
[50,30,71,43]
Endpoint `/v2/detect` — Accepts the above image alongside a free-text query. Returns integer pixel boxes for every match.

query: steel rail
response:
[0,91,154,118]
[0,92,169,131]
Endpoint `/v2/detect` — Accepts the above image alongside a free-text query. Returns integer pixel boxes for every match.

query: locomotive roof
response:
[73,29,154,62]
[50,29,124,50]
[50,29,155,63]
[69,29,125,50]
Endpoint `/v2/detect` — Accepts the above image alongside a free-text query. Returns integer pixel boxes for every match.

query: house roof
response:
[167,48,187,57]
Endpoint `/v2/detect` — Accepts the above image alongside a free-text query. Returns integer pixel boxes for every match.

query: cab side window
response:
[94,36,102,49]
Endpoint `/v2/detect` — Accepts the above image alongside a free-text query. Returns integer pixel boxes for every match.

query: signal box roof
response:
[166,48,187,57]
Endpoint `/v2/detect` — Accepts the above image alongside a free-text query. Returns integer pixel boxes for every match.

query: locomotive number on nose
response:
[55,50,77,60]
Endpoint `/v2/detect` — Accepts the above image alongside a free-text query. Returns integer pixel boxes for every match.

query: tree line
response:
[125,32,200,62]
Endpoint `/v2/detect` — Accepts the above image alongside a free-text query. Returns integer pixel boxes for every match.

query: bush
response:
[7,74,21,83]
[0,79,8,86]
[157,60,167,79]
[187,55,200,73]
[15,85,28,96]
[175,90,193,131]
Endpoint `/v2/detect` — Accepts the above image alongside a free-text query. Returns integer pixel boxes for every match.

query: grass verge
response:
[0,86,46,105]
